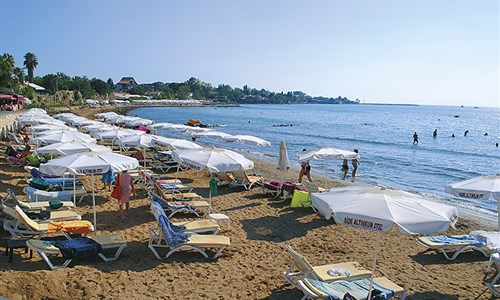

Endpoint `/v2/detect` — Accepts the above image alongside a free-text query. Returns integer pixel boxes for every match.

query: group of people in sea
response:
[413,129,493,144]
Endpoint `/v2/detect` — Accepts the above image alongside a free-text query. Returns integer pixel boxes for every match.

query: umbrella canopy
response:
[34,142,112,156]
[171,148,254,173]
[313,185,457,234]
[192,131,234,140]
[445,175,500,229]
[152,136,202,150]
[30,132,96,145]
[278,140,290,171]
[298,147,360,162]
[40,152,139,176]
[224,135,271,146]
[116,134,156,149]
[94,129,145,141]
[26,124,77,133]
[445,175,500,201]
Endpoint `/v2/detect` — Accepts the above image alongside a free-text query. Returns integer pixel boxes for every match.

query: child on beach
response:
[298,161,312,183]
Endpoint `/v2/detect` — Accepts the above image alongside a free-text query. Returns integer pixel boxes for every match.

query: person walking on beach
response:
[413,132,419,144]
[341,159,349,180]
[433,129,437,138]
[117,170,135,222]
[298,149,312,183]
[351,149,360,182]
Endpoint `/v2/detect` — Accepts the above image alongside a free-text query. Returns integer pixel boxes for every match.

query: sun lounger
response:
[29,167,79,185]
[153,182,202,201]
[416,234,489,260]
[2,188,75,211]
[5,156,23,168]
[283,245,372,288]
[150,201,220,234]
[24,186,87,203]
[229,170,263,190]
[148,191,209,218]
[3,205,92,239]
[148,209,230,259]
[297,277,407,300]
[260,181,283,198]
[27,234,127,269]
[1,204,81,223]
[155,180,193,193]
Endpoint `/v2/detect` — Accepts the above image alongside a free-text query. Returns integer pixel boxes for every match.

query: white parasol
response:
[224,134,271,146]
[171,148,254,173]
[312,185,457,298]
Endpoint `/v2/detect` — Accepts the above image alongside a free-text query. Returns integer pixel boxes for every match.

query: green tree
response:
[177,85,191,99]
[0,53,15,89]
[90,78,109,95]
[23,52,38,82]
[106,78,114,91]
[13,67,25,86]
[70,76,93,99]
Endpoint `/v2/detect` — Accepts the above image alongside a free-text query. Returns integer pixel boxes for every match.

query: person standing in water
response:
[413,132,419,144]
[341,159,349,180]
[351,149,360,182]
[433,129,437,138]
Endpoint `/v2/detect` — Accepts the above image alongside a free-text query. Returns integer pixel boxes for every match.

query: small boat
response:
[454,115,460,118]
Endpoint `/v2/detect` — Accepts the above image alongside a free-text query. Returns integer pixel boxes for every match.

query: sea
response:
[129,104,500,220]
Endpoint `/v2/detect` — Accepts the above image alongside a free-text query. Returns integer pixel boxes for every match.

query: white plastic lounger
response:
[416,234,489,260]
[24,186,87,203]
[150,202,219,234]
[298,277,406,300]
[2,188,75,210]
[27,234,127,270]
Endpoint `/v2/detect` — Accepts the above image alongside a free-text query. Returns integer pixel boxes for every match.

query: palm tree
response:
[13,67,25,85]
[23,52,38,82]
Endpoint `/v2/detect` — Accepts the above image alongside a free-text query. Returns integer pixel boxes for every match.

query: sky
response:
[1,0,498,107]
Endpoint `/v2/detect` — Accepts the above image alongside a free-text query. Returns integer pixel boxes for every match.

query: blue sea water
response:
[130,104,500,219]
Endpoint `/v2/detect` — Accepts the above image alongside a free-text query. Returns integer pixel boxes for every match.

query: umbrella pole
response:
[73,174,76,205]
[143,147,146,168]
[324,160,328,189]
[497,202,500,231]
[368,231,381,300]
[92,174,97,233]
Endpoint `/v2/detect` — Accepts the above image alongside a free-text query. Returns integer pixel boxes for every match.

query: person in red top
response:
[117,170,135,222]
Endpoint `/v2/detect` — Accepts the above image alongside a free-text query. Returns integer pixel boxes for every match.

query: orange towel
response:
[48,221,93,235]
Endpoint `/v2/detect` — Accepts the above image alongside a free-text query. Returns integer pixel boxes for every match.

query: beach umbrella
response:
[445,175,500,229]
[171,148,254,173]
[30,131,96,145]
[278,140,290,171]
[311,185,457,298]
[224,135,271,146]
[192,131,234,140]
[116,134,158,167]
[34,142,112,156]
[127,118,154,127]
[94,129,144,142]
[40,152,139,232]
[152,136,202,150]
[26,124,77,133]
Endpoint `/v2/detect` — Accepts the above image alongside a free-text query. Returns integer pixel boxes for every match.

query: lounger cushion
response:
[181,235,230,247]
[312,262,372,282]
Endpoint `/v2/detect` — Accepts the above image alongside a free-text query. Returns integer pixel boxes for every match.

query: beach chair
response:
[3,205,92,239]
[298,181,327,209]
[24,186,87,203]
[416,234,490,260]
[153,182,202,201]
[2,189,76,211]
[5,156,23,168]
[213,172,234,186]
[148,191,209,218]
[229,170,263,190]
[150,151,183,173]
[8,132,25,145]
[150,201,220,234]
[486,253,500,297]
[30,168,79,186]
[155,179,193,193]
[1,204,81,223]
[148,209,230,259]
[26,234,127,270]
[260,181,283,198]
[297,277,407,300]
[283,245,372,288]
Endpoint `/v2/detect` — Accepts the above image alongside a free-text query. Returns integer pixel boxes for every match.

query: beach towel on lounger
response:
[427,235,485,247]
[47,221,93,235]
[306,278,394,300]
[158,215,189,246]
[52,237,103,259]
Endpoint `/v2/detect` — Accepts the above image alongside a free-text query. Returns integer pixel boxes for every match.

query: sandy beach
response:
[0,108,497,299]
